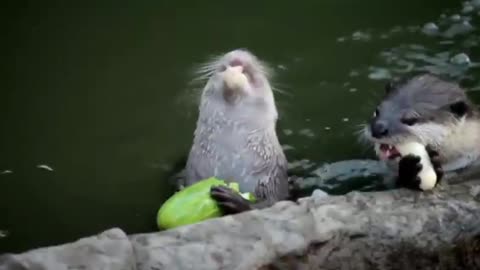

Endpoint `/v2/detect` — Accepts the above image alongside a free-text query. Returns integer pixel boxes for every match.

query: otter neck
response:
[199,89,278,130]
[438,117,480,172]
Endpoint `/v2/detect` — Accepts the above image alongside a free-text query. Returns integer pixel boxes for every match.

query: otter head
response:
[363,73,475,160]
[195,49,278,125]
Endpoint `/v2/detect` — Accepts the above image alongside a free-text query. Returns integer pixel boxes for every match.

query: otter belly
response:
[185,141,274,194]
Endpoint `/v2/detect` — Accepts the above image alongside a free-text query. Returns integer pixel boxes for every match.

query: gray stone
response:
[462,4,474,14]
[2,181,480,270]
[451,53,471,65]
[443,21,475,38]
[450,14,462,22]
[0,228,135,270]
[130,180,480,270]
[422,22,439,36]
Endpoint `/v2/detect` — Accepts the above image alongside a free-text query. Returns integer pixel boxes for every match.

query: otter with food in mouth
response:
[184,49,289,214]
[362,73,480,190]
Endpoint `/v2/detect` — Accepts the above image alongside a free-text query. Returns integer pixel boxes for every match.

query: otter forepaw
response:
[397,154,422,190]
[426,145,444,184]
[210,186,252,215]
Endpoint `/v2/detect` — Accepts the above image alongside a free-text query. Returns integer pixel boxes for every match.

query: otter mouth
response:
[378,143,401,160]
[221,64,254,96]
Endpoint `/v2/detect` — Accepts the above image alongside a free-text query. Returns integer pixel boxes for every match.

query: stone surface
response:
[0,228,135,270]
[130,180,480,270]
[2,181,480,270]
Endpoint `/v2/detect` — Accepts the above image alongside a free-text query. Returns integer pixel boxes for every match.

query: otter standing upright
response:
[184,49,289,214]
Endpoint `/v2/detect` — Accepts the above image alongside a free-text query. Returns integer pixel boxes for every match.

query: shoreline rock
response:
[2,180,480,270]
[0,228,136,270]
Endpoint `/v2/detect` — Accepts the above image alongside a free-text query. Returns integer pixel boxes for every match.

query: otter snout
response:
[228,57,246,68]
[198,49,273,105]
[222,65,249,102]
[370,120,389,138]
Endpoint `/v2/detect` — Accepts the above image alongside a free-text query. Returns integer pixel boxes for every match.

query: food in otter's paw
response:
[156,177,255,230]
[395,142,437,191]
[223,66,248,90]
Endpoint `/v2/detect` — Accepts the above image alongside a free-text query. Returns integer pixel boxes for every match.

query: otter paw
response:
[426,145,444,184]
[210,186,252,215]
[396,154,422,190]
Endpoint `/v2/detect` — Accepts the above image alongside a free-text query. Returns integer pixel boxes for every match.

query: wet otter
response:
[362,73,480,190]
[184,49,289,214]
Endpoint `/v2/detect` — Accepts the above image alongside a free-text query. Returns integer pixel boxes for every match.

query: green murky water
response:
[1,1,480,253]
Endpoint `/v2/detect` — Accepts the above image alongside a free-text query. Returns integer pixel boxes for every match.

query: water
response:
[1,0,480,253]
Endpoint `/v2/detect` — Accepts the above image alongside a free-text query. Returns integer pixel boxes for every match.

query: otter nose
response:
[371,121,389,138]
[229,58,244,67]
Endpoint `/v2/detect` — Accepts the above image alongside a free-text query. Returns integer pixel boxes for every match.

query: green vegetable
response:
[156,177,255,230]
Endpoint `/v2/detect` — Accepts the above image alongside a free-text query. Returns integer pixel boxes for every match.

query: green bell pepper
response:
[156,177,255,230]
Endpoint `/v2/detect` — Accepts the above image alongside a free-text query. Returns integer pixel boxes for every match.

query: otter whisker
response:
[192,54,224,76]
[353,124,371,146]
[411,110,421,118]
[271,86,291,97]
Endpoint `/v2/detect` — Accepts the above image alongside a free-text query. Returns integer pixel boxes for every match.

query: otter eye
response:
[401,117,418,126]
[449,101,469,117]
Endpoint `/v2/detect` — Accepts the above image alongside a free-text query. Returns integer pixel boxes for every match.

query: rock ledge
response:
[2,181,480,270]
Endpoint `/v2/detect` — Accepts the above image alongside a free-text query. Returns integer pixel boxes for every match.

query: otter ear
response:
[449,100,469,117]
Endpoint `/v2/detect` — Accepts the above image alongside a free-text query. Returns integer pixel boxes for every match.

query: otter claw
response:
[397,154,423,190]
[397,145,444,190]
[426,145,444,184]
[398,175,422,190]
[210,186,252,215]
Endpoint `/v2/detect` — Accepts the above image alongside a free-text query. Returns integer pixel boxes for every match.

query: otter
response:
[184,49,289,214]
[362,73,480,190]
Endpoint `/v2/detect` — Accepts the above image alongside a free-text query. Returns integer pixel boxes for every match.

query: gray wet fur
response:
[363,73,480,184]
[184,49,289,203]
[371,73,476,142]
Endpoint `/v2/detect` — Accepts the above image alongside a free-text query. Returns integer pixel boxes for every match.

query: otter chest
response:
[191,124,279,193]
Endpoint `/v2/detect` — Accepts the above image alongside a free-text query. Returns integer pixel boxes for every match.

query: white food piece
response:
[223,66,248,90]
[396,142,437,191]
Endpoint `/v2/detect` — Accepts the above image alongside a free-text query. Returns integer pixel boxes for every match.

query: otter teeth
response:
[378,143,401,159]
